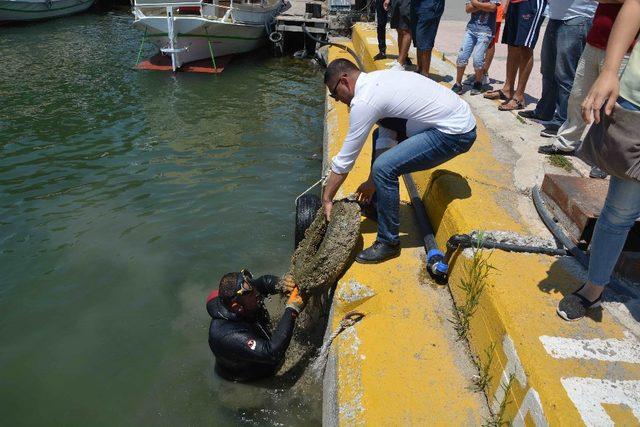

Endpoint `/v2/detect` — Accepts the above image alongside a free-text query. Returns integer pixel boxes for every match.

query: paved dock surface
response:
[322,23,640,425]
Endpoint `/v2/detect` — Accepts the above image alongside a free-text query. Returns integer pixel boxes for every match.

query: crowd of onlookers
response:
[372,0,640,321]
[374,0,636,178]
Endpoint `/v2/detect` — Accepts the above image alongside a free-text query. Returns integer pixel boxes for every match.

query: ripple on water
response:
[0,10,324,426]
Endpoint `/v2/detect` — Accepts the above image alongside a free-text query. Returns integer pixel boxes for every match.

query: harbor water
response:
[0,10,324,426]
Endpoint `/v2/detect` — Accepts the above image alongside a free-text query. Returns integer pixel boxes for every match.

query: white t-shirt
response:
[548,0,597,20]
[331,70,476,174]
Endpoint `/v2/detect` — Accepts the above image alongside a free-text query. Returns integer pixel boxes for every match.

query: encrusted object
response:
[287,199,361,294]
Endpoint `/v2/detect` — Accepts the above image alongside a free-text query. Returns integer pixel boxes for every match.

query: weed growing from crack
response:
[515,115,526,124]
[470,341,497,393]
[484,373,516,427]
[548,154,573,172]
[451,235,495,341]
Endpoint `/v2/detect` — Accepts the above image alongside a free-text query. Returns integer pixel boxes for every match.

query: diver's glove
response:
[286,286,307,314]
[280,274,296,295]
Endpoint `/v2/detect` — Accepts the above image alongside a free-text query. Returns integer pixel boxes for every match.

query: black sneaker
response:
[470,81,483,95]
[540,124,560,138]
[557,284,602,321]
[518,110,548,121]
[538,144,575,155]
[451,83,463,94]
[355,241,400,264]
[373,52,386,61]
[589,166,608,179]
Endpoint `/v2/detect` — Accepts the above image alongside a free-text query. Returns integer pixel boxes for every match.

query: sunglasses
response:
[329,78,341,100]
[236,269,254,296]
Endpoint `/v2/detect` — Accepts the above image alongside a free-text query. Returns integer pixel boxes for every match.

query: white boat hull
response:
[134,17,266,65]
[0,0,94,21]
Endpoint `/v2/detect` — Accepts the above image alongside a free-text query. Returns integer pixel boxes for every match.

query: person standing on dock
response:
[322,58,477,264]
[410,0,445,77]
[375,0,389,60]
[386,0,413,69]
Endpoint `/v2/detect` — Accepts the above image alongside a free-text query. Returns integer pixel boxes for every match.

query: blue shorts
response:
[411,0,444,50]
[501,0,547,48]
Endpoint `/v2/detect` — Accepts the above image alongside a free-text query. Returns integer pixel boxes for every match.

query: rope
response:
[136,27,148,65]
[204,27,217,69]
[294,172,328,206]
[310,311,365,380]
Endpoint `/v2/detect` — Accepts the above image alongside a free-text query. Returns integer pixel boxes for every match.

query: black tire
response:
[295,194,322,249]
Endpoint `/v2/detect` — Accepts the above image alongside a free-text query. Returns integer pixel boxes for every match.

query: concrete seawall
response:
[321,23,640,425]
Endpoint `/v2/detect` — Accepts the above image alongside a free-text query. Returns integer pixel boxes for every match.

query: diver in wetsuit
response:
[206,270,307,381]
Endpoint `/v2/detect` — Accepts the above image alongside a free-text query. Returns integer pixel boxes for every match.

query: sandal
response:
[483,89,509,101]
[498,98,525,111]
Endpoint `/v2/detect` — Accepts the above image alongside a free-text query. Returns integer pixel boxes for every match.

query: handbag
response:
[577,102,640,182]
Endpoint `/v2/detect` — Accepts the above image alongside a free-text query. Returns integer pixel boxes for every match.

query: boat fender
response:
[269,31,283,44]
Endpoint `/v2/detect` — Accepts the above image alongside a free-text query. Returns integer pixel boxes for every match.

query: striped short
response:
[501,0,547,48]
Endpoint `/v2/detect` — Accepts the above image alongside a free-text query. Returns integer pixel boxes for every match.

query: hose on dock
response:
[402,174,449,283]
[301,24,365,70]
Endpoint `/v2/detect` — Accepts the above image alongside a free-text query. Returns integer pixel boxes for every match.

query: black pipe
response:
[443,233,568,266]
[301,24,365,70]
[532,185,589,268]
[402,174,448,283]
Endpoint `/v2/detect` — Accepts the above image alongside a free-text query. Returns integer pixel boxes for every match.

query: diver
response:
[206,269,307,381]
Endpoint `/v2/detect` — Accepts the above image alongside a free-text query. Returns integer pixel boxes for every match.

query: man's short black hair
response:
[219,272,241,302]
[324,58,359,84]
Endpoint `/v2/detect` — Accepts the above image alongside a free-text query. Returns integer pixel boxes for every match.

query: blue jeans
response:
[456,30,493,70]
[534,17,591,125]
[588,175,640,286]
[588,97,640,285]
[372,127,477,245]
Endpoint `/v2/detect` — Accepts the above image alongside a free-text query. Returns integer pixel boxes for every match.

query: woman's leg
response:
[579,176,640,300]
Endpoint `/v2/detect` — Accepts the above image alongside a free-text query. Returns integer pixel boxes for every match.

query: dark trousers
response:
[376,0,388,53]
[534,17,591,125]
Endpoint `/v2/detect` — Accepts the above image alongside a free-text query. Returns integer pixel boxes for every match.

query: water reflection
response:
[0,10,324,426]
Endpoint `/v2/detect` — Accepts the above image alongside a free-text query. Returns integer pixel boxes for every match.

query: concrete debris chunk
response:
[287,199,361,294]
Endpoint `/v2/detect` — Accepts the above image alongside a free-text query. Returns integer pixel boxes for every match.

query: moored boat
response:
[0,0,94,21]
[132,0,290,71]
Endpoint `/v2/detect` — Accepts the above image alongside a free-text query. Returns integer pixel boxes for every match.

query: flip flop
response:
[498,98,525,111]
[483,89,509,101]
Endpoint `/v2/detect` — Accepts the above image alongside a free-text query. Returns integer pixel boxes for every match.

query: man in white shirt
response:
[322,59,477,263]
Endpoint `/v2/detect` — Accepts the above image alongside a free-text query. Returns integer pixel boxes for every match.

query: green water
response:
[0,10,324,426]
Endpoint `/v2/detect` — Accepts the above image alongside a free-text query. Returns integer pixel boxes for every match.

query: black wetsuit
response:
[206,275,298,382]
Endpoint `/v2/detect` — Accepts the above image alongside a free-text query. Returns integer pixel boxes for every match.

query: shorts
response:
[501,0,547,48]
[390,0,411,30]
[492,21,502,45]
[412,15,442,50]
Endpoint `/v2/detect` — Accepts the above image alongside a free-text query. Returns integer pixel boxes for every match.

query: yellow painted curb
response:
[323,22,640,426]
[322,41,487,425]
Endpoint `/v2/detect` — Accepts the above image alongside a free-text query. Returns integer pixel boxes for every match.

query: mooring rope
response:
[310,311,365,380]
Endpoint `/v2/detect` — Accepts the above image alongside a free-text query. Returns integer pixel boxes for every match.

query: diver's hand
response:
[281,274,296,294]
[323,199,333,221]
[356,179,376,204]
[286,286,307,313]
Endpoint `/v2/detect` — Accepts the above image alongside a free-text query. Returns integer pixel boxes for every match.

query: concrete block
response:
[541,174,640,251]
